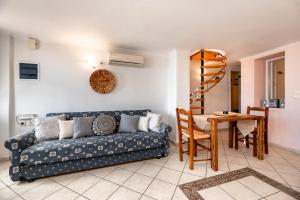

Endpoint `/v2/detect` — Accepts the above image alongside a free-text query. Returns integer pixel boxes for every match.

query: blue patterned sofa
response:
[4,109,172,182]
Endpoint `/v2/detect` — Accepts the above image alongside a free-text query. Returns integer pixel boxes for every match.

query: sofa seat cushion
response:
[20,131,164,165]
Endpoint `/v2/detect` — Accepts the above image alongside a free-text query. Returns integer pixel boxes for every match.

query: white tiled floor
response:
[1,130,300,200]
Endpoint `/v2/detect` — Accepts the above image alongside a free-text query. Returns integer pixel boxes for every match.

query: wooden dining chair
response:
[176,108,211,170]
[234,106,269,156]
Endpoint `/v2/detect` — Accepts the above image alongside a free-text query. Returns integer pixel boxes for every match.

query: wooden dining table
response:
[193,114,265,171]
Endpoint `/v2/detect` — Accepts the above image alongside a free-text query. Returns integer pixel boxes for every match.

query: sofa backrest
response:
[46,109,151,130]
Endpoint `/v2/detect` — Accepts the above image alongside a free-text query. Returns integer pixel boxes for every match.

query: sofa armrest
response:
[158,123,172,156]
[159,123,172,137]
[4,131,35,181]
[5,131,36,152]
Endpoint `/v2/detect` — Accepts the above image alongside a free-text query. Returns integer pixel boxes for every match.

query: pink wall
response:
[240,59,255,113]
[240,41,300,153]
[254,59,265,106]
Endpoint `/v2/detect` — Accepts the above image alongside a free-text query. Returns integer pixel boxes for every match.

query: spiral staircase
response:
[190,49,227,114]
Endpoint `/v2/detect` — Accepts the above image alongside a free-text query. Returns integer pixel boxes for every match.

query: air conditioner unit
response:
[108,53,144,67]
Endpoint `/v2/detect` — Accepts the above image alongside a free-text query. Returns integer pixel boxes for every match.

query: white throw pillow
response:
[35,114,65,142]
[58,120,74,139]
[138,116,150,132]
[147,112,162,132]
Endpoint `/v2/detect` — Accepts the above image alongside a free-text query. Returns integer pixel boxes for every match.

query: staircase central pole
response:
[201,50,205,114]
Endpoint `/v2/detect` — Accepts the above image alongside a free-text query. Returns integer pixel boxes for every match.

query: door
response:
[231,71,241,112]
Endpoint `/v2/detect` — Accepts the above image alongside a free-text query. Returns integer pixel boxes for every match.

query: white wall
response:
[13,38,170,135]
[167,49,190,142]
[0,36,192,153]
[0,33,13,159]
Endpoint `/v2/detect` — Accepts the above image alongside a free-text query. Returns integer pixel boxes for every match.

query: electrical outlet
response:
[16,114,38,127]
[20,121,26,126]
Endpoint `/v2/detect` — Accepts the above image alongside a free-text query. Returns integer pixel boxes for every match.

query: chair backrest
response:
[247,106,269,134]
[176,108,194,138]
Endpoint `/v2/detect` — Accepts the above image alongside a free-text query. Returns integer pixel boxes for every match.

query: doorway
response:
[231,71,241,112]
[266,57,285,101]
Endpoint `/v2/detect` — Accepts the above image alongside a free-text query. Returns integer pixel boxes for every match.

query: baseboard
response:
[0,157,9,162]
[169,139,177,145]
[270,143,300,155]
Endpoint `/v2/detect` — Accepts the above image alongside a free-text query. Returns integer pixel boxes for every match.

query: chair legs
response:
[189,137,194,170]
[253,133,257,157]
[234,130,239,150]
[246,135,250,148]
[264,131,269,154]
[178,136,210,170]
[178,133,183,161]
[194,140,197,157]
[234,131,260,157]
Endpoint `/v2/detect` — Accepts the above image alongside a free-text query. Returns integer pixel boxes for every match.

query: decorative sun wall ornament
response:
[89,69,116,94]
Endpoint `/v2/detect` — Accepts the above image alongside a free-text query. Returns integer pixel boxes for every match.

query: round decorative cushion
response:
[93,115,116,135]
[89,69,116,94]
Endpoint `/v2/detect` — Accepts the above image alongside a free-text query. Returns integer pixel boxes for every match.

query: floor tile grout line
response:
[217,185,238,200]
[138,151,178,200]
[11,171,89,200]
[86,165,141,199]
[104,162,148,200]
[84,174,144,200]
[263,157,292,187]
[50,172,101,200]
[271,145,300,158]
[105,185,121,200]
[170,144,190,200]
[237,177,269,198]
[1,177,27,200]
[135,152,178,200]
[261,190,282,199]
[240,148,253,169]
[40,185,70,200]
[45,176,91,200]
[76,144,297,199]
[84,164,125,195]
[72,167,152,200]
[232,137,252,170]
[141,158,172,197]
[49,166,143,200]
[270,146,300,174]
[219,130,230,172]
[76,156,172,200]
[9,178,50,200]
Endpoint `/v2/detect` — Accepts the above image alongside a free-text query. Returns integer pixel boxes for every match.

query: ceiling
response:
[1,0,300,65]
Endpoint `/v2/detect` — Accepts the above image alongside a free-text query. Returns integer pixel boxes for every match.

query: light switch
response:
[293,90,300,100]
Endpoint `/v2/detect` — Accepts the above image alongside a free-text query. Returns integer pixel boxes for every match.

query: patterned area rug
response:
[179,168,300,200]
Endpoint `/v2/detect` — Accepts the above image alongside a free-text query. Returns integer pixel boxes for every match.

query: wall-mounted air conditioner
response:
[108,53,144,67]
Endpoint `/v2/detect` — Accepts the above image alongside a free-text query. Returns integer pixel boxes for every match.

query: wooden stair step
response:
[201,79,220,85]
[201,71,225,77]
[194,98,204,102]
[190,49,226,61]
[201,63,225,69]
[190,106,205,110]
[192,57,226,61]
[201,49,224,55]
[195,89,208,93]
